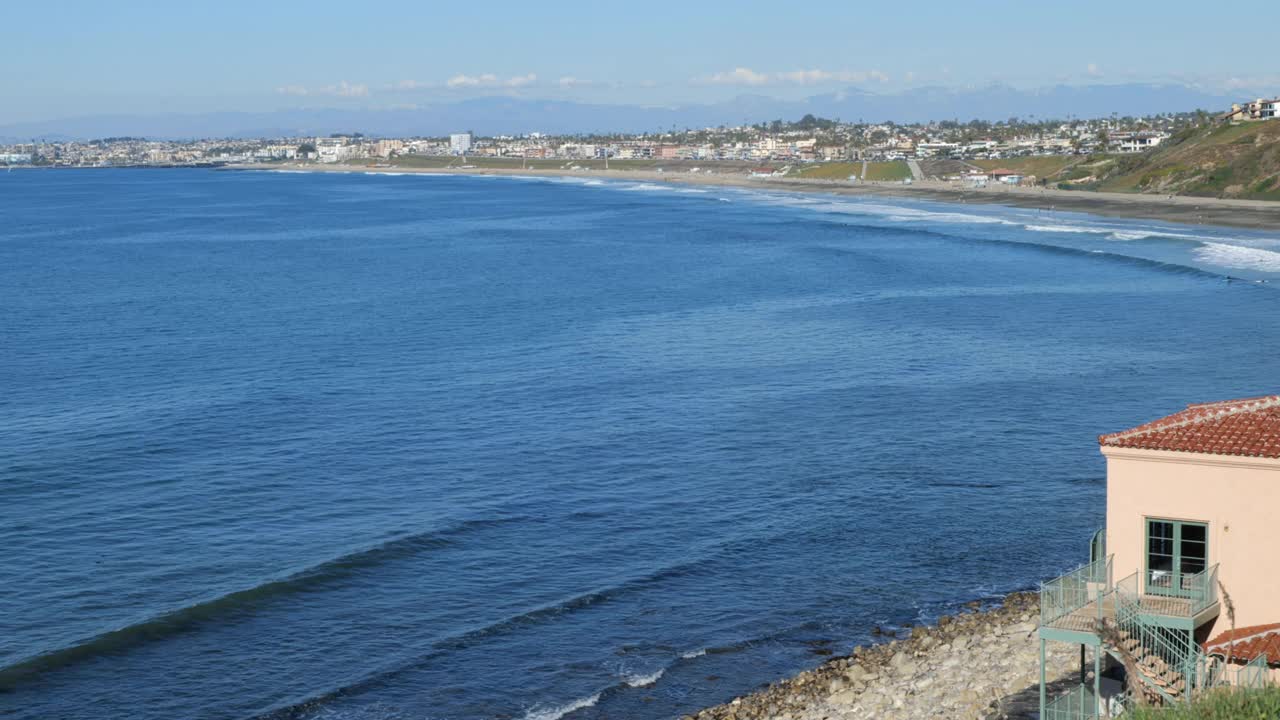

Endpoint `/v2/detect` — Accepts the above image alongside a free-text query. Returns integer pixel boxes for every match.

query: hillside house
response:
[1039,396,1280,717]
[1222,98,1280,122]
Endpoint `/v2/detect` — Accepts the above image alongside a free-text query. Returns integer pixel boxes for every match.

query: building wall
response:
[1104,447,1280,631]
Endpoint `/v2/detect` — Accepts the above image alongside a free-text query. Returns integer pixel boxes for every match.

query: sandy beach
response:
[237,163,1280,231]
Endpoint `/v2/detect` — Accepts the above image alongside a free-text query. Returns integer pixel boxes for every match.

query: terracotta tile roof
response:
[1203,623,1280,664]
[1098,395,1280,459]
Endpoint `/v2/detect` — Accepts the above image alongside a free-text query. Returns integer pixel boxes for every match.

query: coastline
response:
[683,592,1087,720]
[233,162,1280,231]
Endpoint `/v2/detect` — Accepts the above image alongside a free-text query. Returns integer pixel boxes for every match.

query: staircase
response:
[1108,623,1189,704]
[1102,571,1218,707]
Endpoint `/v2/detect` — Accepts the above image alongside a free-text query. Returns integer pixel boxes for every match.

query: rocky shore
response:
[684,592,1085,720]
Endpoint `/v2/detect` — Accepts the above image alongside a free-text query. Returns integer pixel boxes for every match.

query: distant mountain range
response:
[0,83,1249,142]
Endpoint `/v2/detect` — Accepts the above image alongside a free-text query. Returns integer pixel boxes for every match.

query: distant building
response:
[1222,98,1280,123]
[450,133,473,155]
[1110,131,1169,153]
[314,137,349,164]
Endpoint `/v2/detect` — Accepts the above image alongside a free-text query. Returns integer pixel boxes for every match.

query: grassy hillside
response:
[791,161,912,181]
[1093,121,1280,200]
[970,155,1078,179]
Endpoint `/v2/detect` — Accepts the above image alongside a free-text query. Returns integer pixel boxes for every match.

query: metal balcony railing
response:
[1040,555,1113,628]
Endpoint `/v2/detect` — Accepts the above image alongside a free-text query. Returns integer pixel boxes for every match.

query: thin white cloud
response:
[558,76,588,89]
[446,73,538,89]
[1086,63,1103,78]
[702,67,771,86]
[276,81,369,97]
[695,67,889,86]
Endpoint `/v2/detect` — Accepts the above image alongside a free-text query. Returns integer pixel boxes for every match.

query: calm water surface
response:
[2,169,1279,720]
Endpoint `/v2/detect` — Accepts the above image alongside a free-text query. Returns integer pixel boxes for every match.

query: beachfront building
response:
[1039,396,1280,717]
[449,132,473,155]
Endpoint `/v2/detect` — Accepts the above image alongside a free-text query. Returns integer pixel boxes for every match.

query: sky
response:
[3,0,1278,125]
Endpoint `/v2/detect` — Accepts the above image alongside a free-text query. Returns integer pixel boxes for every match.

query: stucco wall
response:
[1103,447,1280,632]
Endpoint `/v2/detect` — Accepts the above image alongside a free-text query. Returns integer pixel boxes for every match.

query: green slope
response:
[1093,121,1280,200]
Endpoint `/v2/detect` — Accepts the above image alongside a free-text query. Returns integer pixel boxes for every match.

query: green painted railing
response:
[1111,570,1241,704]
[1041,555,1112,627]
[1238,653,1270,690]
[1184,564,1219,616]
[1043,683,1098,720]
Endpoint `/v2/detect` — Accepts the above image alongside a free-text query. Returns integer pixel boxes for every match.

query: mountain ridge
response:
[0,83,1248,142]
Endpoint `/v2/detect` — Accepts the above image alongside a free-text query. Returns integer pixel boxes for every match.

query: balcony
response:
[1040,560,1220,640]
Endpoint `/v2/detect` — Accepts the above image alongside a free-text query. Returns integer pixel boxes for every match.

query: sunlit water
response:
[3,169,1278,720]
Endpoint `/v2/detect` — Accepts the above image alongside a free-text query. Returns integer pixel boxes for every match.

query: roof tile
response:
[1099,395,1280,459]
[1203,623,1280,665]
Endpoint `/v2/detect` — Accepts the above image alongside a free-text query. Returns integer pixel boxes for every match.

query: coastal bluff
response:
[685,593,1080,720]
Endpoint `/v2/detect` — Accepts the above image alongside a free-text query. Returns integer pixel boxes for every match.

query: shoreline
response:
[683,592,1088,720]
[233,162,1280,231]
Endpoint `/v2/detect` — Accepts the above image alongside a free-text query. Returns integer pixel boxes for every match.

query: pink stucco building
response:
[1039,395,1280,717]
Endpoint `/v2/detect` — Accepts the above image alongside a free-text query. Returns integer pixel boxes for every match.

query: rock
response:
[893,660,917,677]
[1007,621,1037,635]
[952,635,969,651]
[844,665,869,683]
[827,688,858,705]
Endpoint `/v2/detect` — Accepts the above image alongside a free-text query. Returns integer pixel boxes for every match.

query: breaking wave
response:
[1193,242,1280,273]
[520,693,602,720]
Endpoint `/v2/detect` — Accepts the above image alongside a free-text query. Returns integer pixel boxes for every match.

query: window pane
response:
[1181,539,1207,562]
[1182,524,1206,543]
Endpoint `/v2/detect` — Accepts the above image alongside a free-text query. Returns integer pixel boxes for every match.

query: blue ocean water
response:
[2,169,1279,720]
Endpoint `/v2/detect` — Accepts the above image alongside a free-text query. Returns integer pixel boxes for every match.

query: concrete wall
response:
[1103,447,1280,632]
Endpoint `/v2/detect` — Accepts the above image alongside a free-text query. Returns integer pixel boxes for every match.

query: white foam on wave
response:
[620,183,669,192]
[802,200,1015,226]
[1193,242,1280,273]
[623,668,666,687]
[680,648,708,659]
[521,693,602,720]
[1024,224,1100,234]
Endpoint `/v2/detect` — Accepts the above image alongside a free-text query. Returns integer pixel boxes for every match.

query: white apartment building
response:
[315,138,350,164]
[1110,132,1168,153]
[450,133,473,155]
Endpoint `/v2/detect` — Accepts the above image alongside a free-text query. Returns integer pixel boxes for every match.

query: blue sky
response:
[3,0,1277,123]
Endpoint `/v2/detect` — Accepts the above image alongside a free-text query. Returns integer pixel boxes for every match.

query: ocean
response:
[2,168,1279,720]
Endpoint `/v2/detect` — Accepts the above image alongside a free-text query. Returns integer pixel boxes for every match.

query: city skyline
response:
[5,0,1280,127]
